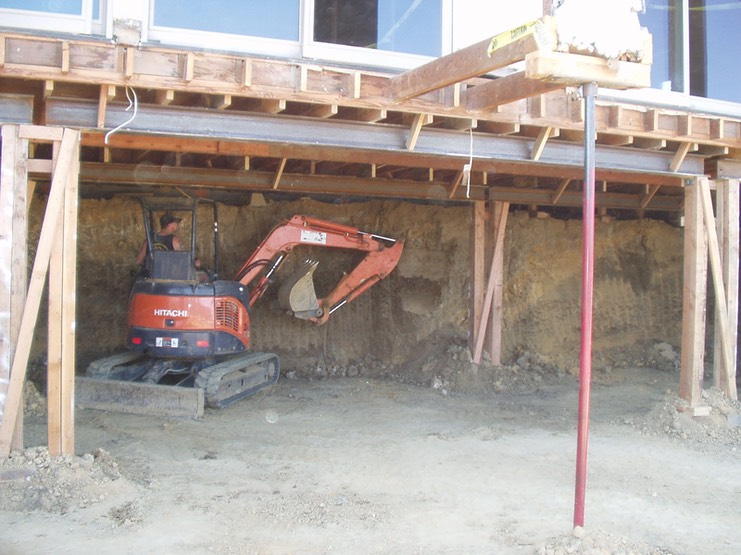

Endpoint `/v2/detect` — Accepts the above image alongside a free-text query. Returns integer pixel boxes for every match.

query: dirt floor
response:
[6,197,738,553]
[1,360,739,554]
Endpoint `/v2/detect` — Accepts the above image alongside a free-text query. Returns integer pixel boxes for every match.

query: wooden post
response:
[0,128,80,457]
[698,178,738,400]
[472,202,509,364]
[0,125,29,451]
[489,202,509,365]
[469,202,487,357]
[679,180,707,405]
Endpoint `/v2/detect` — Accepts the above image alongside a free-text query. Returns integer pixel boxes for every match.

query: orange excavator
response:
[86,198,404,409]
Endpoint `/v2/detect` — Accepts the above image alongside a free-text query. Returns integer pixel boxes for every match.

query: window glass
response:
[639,0,683,92]
[0,0,82,14]
[153,0,300,41]
[694,0,741,103]
[314,0,442,56]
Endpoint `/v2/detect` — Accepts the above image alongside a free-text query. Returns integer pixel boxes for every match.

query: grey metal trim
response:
[0,94,34,125]
[44,98,705,178]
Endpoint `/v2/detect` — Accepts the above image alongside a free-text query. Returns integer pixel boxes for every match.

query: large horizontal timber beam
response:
[45,98,702,189]
[73,162,683,212]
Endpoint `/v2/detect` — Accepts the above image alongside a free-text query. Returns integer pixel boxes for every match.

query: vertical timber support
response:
[469,202,487,357]
[0,125,29,452]
[713,179,739,399]
[488,201,509,365]
[679,180,707,405]
[698,178,738,401]
[0,127,80,458]
[472,201,509,365]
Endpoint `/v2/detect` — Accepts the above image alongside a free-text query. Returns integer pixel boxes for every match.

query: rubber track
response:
[194,351,280,408]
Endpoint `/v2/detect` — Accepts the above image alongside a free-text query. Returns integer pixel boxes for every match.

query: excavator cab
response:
[139,198,218,283]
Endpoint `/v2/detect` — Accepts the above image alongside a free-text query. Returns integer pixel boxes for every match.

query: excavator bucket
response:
[278,259,322,320]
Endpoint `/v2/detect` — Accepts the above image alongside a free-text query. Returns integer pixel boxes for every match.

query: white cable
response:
[104,85,138,144]
[465,127,473,199]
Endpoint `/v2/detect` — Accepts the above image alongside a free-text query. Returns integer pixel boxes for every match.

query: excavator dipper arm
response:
[233,215,404,324]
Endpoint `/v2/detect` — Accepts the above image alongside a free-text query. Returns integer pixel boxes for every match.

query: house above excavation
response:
[0,1,739,455]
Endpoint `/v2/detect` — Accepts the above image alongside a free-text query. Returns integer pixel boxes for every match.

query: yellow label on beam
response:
[487,19,551,57]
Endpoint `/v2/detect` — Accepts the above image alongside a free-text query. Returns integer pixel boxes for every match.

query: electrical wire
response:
[104,85,138,144]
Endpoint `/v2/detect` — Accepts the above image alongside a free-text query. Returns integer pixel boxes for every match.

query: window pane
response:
[0,0,82,14]
[153,0,300,41]
[314,0,442,56]
[639,0,683,91]
[695,0,741,102]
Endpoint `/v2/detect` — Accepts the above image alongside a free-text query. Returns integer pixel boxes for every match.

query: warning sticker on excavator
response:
[300,230,327,245]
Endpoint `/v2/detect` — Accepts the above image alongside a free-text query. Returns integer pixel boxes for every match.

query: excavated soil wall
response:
[27,196,684,379]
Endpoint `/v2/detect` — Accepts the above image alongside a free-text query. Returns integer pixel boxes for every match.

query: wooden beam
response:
[468,202,487,358]
[488,201,509,365]
[47,136,80,455]
[640,184,661,210]
[356,108,387,123]
[0,125,29,452]
[272,158,287,189]
[97,84,116,128]
[473,202,509,364]
[156,89,175,105]
[449,169,465,199]
[406,113,432,151]
[531,126,552,161]
[212,94,232,110]
[525,50,651,89]
[466,71,563,112]
[699,178,738,400]
[713,179,739,399]
[679,181,707,406]
[0,128,80,457]
[670,142,692,173]
[246,98,286,114]
[390,17,556,101]
[300,103,338,118]
[633,137,666,150]
[551,178,571,205]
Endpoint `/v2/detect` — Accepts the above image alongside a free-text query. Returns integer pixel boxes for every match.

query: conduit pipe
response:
[574,82,597,528]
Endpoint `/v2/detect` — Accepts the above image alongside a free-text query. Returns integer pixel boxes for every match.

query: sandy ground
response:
[1,366,740,555]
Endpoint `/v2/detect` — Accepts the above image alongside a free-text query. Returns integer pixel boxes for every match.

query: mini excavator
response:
[85,198,404,410]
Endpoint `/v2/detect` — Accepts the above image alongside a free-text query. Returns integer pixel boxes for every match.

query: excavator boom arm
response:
[233,215,403,323]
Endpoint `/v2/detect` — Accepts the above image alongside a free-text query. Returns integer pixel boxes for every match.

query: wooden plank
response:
[489,201,509,365]
[272,158,287,189]
[448,169,465,199]
[60,148,79,453]
[531,126,552,161]
[389,17,556,101]
[703,179,738,400]
[0,125,29,451]
[97,84,116,128]
[356,108,387,123]
[679,181,707,406]
[473,202,509,364]
[713,179,739,397]
[212,94,232,110]
[466,71,563,111]
[468,202,487,357]
[156,89,175,105]
[47,149,63,455]
[0,128,80,457]
[406,113,431,151]
[525,50,652,89]
[76,377,204,419]
[19,124,64,142]
[670,142,692,173]
[551,178,571,204]
[640,184,661,209]
[301,103,338,118]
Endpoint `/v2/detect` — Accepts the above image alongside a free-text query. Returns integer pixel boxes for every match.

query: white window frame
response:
[0,0,99,35]
[146,0,302,58]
